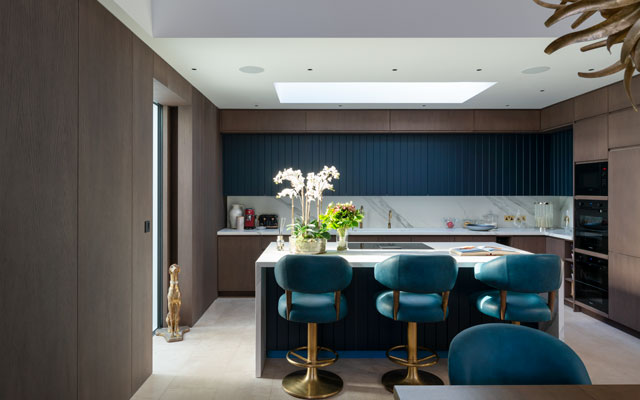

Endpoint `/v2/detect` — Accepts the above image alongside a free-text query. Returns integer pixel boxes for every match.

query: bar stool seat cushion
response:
[476,290,551,322]
[448,324,591,385]
[376,291,446,323]
[278,292,348,324]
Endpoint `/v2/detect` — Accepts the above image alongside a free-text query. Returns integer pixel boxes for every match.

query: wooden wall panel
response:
[131,36,154,392]
[306,110,390,131]
[177,104,194,325]
[153,54,191,103]
[220,110,306,132]
[0,0,78,398]
[192,90,205,321]
[473,110,540,132]
[79,1,133,399]
[608,107,640,149]
[609,252,640,331]
[574,87,608,121]
[389,110,474,131]
[609,147,640,258]
[607,75,640,112]
[573,115,608,162]
[541,99,574,131]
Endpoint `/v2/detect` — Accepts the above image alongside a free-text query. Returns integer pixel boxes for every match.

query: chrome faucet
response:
[388,210,392,229]
[359,206,364,229]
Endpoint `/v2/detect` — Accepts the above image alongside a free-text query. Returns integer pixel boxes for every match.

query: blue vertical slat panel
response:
[222,130,573,196]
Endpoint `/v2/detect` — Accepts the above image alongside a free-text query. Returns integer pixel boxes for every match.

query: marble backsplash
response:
[226,196,573,230]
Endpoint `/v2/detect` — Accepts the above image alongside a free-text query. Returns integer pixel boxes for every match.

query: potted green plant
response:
[320,202,364,251]
[274,166,340,254]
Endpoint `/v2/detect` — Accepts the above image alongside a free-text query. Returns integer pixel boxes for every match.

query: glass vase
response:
[337,228,348,251]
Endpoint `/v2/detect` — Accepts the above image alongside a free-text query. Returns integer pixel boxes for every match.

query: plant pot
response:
[293,237,327,255]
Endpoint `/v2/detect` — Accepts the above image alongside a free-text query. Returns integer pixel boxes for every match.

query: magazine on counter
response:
[450,246,519,256]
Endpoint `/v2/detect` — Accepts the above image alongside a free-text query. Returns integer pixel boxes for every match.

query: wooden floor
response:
[132,298,640,399]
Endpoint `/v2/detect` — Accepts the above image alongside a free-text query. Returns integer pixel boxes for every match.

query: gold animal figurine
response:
[155,264,190,342]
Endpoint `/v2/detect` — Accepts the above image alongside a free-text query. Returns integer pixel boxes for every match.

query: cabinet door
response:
[574,115,608,162]
[608,108,640,149]
[454,236,497,242]
[411,236,453,242]
[509,236,547,254]
[609,147,640,257]
[609,252,640,331]
[218,236,260,293]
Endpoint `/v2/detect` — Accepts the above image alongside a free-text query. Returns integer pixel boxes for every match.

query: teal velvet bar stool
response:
[374,254,458,392]
[275,255,353,399]
[474,254,561,324]
[449,323,591,385]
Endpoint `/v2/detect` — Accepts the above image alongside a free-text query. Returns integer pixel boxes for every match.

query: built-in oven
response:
[574,252,608,314]
[574,199,608,255]
[575,161,608,196]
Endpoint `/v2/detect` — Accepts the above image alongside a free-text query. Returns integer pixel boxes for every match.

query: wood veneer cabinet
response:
[608,107,640,149]
[609,147,640,257]
[541,99,574,131]
[218,236,262,293]
[508,236,547,254]
[573,115,608,162]
[574,87,608,121]
[609,252,640,331]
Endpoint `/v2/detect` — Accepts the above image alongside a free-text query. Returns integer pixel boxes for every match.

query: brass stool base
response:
[381,369,444,393]
[282,369,343,399]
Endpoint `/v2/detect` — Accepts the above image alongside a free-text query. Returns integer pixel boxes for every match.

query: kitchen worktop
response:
[218,227,573,241]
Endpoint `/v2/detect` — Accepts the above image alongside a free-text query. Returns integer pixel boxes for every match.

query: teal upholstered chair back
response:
[374,255,458,293]
[474,254,561,293]
[275,255,353,294]
[448,324,591,385]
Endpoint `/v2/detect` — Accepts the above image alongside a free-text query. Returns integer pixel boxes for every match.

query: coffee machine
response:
[244,208,256,229]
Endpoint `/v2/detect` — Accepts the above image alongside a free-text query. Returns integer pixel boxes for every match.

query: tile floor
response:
[132,298,640,399]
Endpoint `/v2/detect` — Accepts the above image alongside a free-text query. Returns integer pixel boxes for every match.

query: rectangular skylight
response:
[274,82,496,104]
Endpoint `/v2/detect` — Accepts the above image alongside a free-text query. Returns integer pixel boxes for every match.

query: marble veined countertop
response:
[218,227,573,241]
[256,241,527,269]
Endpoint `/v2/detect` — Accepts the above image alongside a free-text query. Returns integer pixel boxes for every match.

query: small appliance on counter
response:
[258,214,279,229]
[244,208,256,229]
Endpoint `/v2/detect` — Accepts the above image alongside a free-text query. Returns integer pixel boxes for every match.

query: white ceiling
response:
[102,0,632,109]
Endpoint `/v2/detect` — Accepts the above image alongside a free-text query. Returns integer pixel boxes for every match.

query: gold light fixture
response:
[534,0,640,109]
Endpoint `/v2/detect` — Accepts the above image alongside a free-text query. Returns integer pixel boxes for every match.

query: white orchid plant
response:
[274,166,340,237]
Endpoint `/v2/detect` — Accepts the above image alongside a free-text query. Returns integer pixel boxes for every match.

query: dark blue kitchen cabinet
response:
[222,130,572,196]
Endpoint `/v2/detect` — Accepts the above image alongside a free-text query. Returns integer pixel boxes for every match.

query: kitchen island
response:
[255,241,565,377]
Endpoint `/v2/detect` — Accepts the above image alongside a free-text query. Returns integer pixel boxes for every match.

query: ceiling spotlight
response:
[191,68,197,71]
[239,65,265,74]
[540,89,545,92]
[392,68,398,71]
[307,68,313,71]
[588,68,595,71]
[476,68,483,72]
[338,105,343,107]
[421,105,426,107]
[505,104,510,107]
[521,66,551,74]
[254,105,259,107]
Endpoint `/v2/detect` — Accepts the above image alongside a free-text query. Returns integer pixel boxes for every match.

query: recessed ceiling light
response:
[521,66,551,74]
[392,68,398,71]
[476,68,483,72]
[505,104,510,107]
[254,105,259,107]
[274,82,496,104]
[421,105,426,107]
[239,65,265,74]
[540,89,545,92]
[307,68,313,71]
[338,105,343,107]
[588,68,595,71]
[191,68,197,71]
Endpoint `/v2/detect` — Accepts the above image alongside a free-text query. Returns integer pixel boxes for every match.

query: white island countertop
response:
[220,227,573,241]
[256,241,527,269]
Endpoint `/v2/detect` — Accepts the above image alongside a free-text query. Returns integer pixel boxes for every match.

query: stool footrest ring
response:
[285,346,339,369]
[386,344,439,368]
